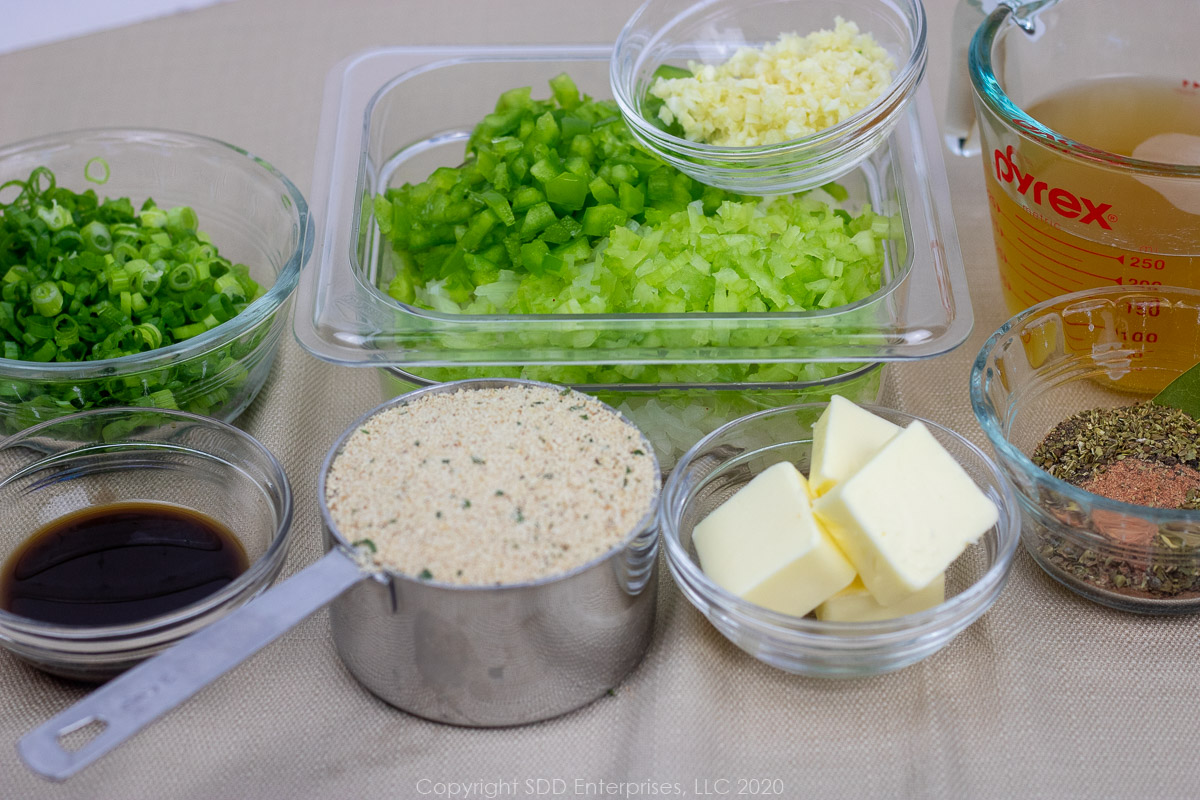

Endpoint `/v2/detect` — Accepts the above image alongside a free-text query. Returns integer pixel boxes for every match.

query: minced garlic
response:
[650,19,896,147]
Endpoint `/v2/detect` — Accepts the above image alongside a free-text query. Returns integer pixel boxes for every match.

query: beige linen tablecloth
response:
[3,1,1199,798]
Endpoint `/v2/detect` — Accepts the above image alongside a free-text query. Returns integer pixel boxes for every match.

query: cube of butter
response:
[692,461,855,617]
[808,395,901,496]
[815,574,945,622]
[812,421,998,607]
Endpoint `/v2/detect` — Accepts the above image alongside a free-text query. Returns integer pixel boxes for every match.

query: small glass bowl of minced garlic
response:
[610,0,928,194]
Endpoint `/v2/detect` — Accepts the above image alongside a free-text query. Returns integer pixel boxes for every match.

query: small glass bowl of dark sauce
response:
[0,407,293,680]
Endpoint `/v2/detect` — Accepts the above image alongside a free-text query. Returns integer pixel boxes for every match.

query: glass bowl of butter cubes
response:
[659,397,1020,676]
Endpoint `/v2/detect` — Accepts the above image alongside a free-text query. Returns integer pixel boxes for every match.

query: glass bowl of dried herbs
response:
[971,286,1200,614]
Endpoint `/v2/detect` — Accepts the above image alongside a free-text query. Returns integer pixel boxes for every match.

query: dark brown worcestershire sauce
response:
[0,502,249,626]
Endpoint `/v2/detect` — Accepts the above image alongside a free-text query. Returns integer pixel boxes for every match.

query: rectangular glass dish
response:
[379,362,886,469]
[296,45,972,369]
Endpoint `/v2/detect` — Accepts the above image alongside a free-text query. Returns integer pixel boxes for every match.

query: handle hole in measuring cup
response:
[56,716,108,753]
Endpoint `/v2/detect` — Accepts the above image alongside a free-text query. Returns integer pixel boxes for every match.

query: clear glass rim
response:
[382,360,883,392]
[968,5,1200,178]
[611,0,928,159]
[318,378,664,592]
[659,402,1021,643]
[970,285,1200,531]
[0,127,312,380]
[0,406,295,643]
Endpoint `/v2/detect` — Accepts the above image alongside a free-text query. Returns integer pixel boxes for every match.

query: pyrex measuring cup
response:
[946,0,1200,333]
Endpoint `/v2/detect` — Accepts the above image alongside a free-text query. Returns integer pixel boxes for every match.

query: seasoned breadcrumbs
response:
[325,385,658,586]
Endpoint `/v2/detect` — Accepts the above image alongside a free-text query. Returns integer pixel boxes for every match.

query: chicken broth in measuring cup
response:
[960,0,1200,393]
[987,77,1200,315]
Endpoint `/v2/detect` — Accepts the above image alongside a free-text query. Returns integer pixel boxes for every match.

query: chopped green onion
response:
[124,258,151,277]
[161,302,185,328]
[139,207,168,229]
[205,293,235,323]
[53,315,79,347]
[181,289,209,322]
[148,388,178,409]
[171,322,208,340]
[0,164,267,431]
[52,230,83,252]
[167,206,198,235]
[36,201,73,231]
[23,314,54,339]
[84,157,110,185]
[26,340,56,361]
[135,322,163,349]
[214,273,244,299]
[112,241,140,263]
[81,220,113,253]
[31,282,63,317]
[167,263,197,292]
[135,269,163,295]
[106,264,131,293]
[93,300,124,331]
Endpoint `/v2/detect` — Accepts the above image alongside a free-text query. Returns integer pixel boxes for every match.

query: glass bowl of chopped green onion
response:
[972,286,1200,615]
[0,129,310,433]
[659,402,1019,677]
[611,0,927,194]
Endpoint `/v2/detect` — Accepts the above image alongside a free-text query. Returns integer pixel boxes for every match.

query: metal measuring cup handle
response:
[17,549,372,782]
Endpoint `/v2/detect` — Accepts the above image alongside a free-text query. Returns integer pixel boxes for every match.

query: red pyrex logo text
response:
[993,146,1114,229]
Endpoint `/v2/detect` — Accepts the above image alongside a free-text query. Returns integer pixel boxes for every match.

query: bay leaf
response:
[1153,359,1200,420]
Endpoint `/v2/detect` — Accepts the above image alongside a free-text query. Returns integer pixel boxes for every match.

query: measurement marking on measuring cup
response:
[980,179,1196,320]
[992,245,1041,307]
[1006,204,1123,267]
[1005,230,1081,289]
[991,210,1078,295]
[1010,233,1086,285]
[997,239,1070,299]
[990,190,1113,280]
[1009,246,1075,295]
[1011,213,1126,264]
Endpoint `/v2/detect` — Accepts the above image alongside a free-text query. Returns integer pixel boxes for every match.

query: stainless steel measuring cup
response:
[17,379,661,781]
[945,0,1200,324]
